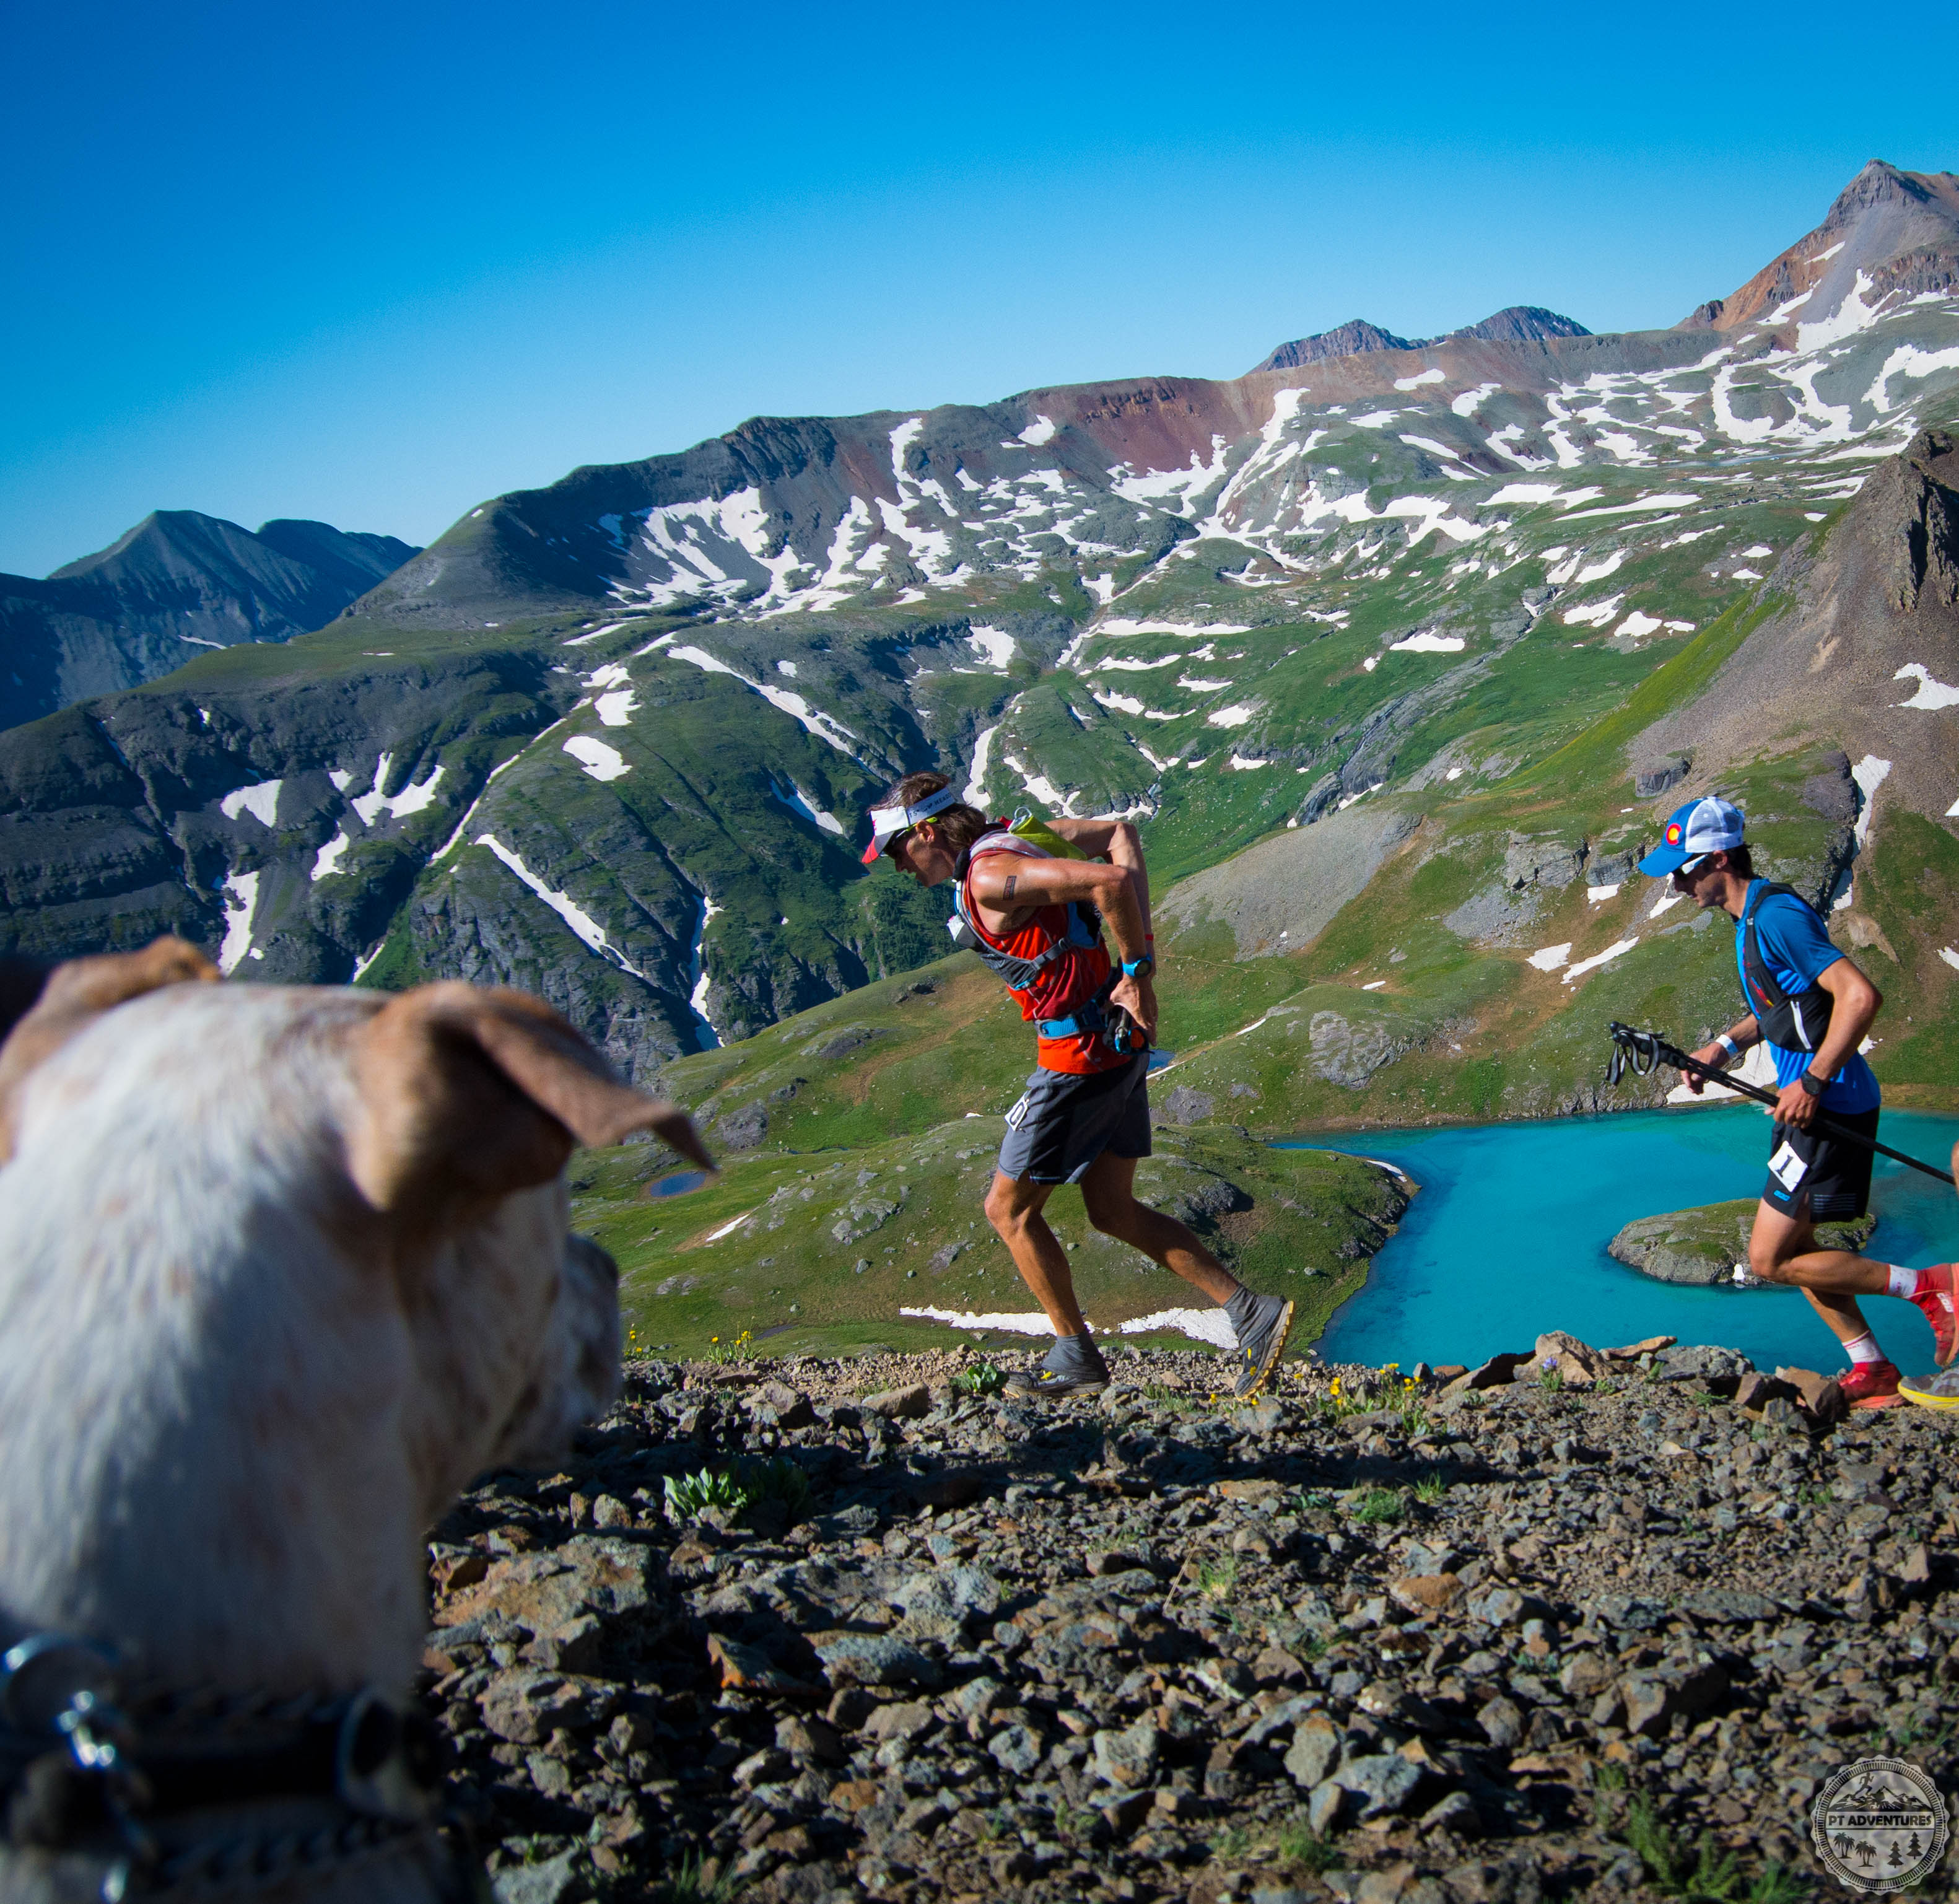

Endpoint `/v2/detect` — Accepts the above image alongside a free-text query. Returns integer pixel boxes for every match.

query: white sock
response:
[1843,1332,1883,1366]
[1887,1265,1922,1299]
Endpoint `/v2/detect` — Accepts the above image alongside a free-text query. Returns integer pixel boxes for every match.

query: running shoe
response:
[1911,1264,1958,1368]
[1839,1359,1903,1410]
[1004,1335,1110,1400]
[1229,1293,1296,1400]
[1899,1368,1959,1412]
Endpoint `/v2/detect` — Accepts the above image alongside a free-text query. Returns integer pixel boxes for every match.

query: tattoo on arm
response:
[1003,875,1016,900]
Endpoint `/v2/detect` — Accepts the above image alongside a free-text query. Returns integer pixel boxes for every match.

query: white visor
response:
[862,783,961,863]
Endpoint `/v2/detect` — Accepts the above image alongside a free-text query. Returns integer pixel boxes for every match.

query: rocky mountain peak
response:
[1450,305,1591,344]
[1678,157,1959,332]
[1252,307,1589,375]
[1254,319,1413,373]
[1,510,420,731]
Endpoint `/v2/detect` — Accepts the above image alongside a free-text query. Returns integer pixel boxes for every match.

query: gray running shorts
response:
[997,1055,1152,1184]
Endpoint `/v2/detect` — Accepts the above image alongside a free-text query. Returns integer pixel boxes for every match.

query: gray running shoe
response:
[1004,1334,1110,1399]
[1229,1293,1295,1399]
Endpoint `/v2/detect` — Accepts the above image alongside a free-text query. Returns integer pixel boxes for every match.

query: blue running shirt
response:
[1735,881,1881,1113]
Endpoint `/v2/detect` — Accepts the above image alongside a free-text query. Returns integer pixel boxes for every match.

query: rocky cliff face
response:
[0,510,419,730]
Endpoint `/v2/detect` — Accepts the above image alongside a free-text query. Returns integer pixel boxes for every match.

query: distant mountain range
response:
[1253,306,1593,373]
[0,158,1954,1133]
[0,512,419,731]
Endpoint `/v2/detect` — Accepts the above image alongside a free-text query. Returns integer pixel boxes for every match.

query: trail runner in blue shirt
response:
[1639,797,1955,1408]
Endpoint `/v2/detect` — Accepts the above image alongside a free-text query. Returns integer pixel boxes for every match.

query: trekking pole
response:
[1604,1021,1956,1187]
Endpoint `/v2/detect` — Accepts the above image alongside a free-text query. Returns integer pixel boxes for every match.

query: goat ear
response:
[0,937,219,1161]
[347,981,713,1213]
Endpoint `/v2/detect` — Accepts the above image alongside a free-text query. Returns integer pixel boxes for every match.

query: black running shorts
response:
[1762,1108,1879,1222]
[997,1055,1152,1184]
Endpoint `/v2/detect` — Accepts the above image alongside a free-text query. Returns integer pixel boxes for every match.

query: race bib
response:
[1768,1140,1808,1193]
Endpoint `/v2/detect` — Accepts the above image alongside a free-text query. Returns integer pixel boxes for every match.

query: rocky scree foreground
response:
[420,1341,1959,1903]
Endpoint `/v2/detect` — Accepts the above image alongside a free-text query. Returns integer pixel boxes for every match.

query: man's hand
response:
[1774,1078,1821,1129]
[1682,1042,1729,1096]
[1110,971,1156,1041]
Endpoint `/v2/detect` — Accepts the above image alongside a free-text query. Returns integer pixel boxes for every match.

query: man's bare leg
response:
[1077,1151,1237,1303]
[1748,1202,1888,1311]
[1080,1151,1296,1398]
[984,1172,1088,1335]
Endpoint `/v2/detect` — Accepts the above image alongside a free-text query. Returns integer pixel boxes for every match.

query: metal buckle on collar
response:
[335,1688,440,1823]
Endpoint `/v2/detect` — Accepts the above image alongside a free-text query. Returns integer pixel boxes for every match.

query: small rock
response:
[478,1670,611,1745]
[1390,1572,1463,1614]
[988,1723,1043,1773]
[1285,1712,1342,1788]
[862,1700,936,1744]
[746,1381,816,1429]
[813,1633,942,1690]
[1307,1778,1347,1833]
[863,1384,931,1420]
[1092,1716,1161,1788]
[1441,1352,1530,1398]
[1558,1652,1615,1699]
[733,1746,793,1788]
[1333,1752,1425,1819]
[492,1848,590,1904]
[521,1614,605,1673]
[1477,1696,1524,1748]
[1421,1790,1481,1836]
[1775,1365,1848,1425]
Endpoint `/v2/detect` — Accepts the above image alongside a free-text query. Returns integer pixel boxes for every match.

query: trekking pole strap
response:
[1603,1021,1955,1187]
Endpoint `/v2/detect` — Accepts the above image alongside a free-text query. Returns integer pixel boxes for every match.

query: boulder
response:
[1532,1331,1612,1385]
[1332,1751,1426,1819]
[1441,1352,1532,1399]
[862,1384,931,1420]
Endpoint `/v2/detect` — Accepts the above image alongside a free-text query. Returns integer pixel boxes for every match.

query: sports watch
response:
[1799,1071,1830,1096]
[1121,955,1155,980]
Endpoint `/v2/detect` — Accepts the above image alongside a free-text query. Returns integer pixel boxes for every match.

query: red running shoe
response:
[1840,1359,1903,1410]
[1912,1264,1958,1368]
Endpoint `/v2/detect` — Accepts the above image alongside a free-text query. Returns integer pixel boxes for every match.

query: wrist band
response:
[1715,1034,1740,1060]
[1800,1070,1828,1097]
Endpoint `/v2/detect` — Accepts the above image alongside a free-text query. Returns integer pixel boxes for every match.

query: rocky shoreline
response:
[423,1338,1959,1903]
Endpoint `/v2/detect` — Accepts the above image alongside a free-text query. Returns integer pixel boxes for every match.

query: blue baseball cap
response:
[1638,796,1745,876]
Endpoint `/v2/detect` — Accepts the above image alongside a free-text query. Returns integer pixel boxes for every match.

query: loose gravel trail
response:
[422,1343,1959,1903]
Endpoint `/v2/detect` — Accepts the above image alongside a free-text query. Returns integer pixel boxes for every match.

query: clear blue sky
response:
[2,0,1953,577]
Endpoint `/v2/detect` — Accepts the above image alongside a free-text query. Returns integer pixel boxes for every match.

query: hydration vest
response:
[946,831,1127,1054]
[1739,881,1834,1054]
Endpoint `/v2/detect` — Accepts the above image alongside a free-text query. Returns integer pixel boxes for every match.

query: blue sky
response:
[2,0,1953,577]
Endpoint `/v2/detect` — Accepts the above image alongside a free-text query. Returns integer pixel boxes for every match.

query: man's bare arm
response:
[1047,818,1151,938]
[967,855,1149,961]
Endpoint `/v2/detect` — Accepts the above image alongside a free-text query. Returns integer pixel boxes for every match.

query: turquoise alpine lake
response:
[1280,1104,1959,1376]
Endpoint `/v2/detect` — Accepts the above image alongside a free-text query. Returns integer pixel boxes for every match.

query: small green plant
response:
[1691,1387,1726,1408]
[664,1465,750,1520]
[1596,1762,1629,1791]
[649,1849,738,1902]
[740,1455,811,1515]
[1299,1628,1333,1661]
[1413,1472,1446,1505]
[1291,1489,1335,1514]
[663,1456,809,1523]
[1209,1823,1255,1860]
[1537,1363,1565,1393]
[1350,1487,1403,1526]
[1197,1555,1241,1601]
[1619,1794,1799,1902]
[1795,1485,1831,1506]
[704,1329,757,1366]
[1276,1815,1343,1873]
[953,1361,1006,1396]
